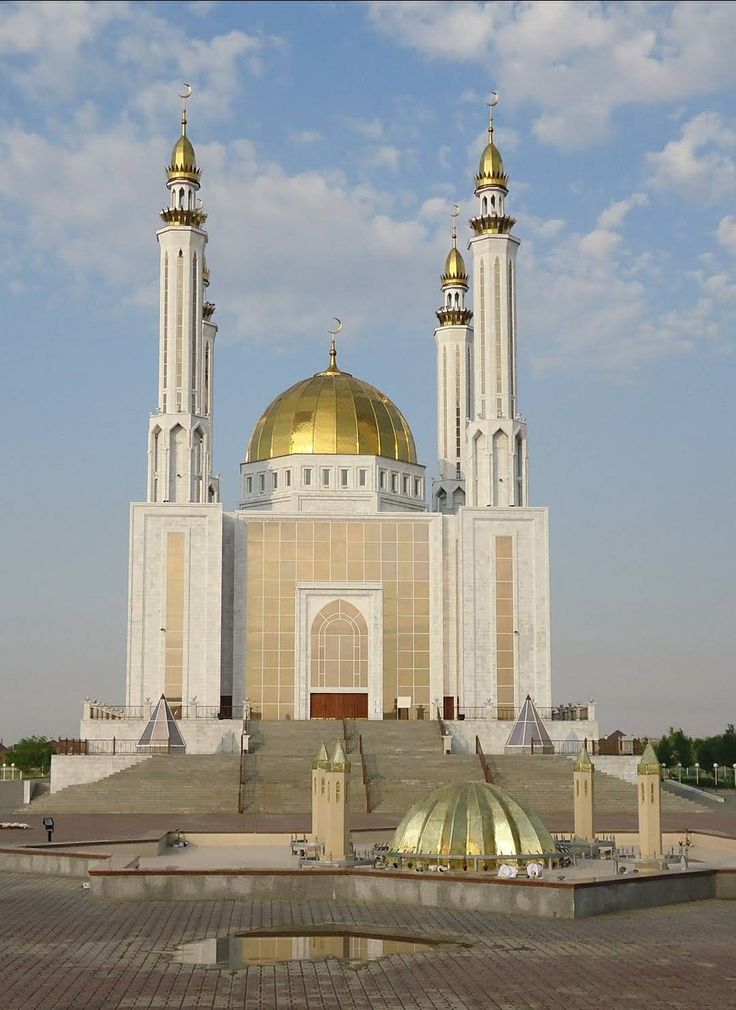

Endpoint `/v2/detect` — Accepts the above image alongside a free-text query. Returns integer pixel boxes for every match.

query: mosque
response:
[81,95,597,750]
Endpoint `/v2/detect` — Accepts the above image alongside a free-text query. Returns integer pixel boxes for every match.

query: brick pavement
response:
[0,871,735,1009]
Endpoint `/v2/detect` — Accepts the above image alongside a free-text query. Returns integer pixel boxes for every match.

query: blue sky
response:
[1,0,735,742]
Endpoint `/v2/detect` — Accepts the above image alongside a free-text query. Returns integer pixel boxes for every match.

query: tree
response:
[3,737,56,776]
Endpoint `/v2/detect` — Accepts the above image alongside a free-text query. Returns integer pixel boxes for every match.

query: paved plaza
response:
[1,871,734,1009]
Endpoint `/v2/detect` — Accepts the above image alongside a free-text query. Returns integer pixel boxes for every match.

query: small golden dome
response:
[476,133,508,192]
[167,129,200,184]
[442,246,468,287]
[246,351,417,464]
[390,782,554,865]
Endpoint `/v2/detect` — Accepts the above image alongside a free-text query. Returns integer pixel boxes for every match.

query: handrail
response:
[358,733,371,813]
[437,709,447,738]
[238,730,248,815]
[475,735,494,784]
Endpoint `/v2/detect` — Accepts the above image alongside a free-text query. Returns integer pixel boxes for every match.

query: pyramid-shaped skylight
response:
[137,695,187,753]
[505,695,553,754]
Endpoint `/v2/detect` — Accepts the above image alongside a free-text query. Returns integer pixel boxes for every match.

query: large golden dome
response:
[389,782,554,866]
[246,350,417,464]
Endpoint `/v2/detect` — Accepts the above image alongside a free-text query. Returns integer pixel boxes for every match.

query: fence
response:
[456,704,592,722]
[57,738,180,756]
[88,704,248,721]
[663,764,736,788]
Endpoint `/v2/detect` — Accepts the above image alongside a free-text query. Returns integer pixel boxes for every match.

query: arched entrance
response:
[309,600,368,719]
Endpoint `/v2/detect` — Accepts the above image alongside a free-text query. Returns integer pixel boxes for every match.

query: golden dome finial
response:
[327,317,343,372]
[167,84,200,185]
[475,91,508,193]
[441,206,468,288]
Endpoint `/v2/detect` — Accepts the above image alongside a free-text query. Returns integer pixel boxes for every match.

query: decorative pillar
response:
[637,743,662,859]
[311,741,329,842]
[573,744,595,842]
[317,739,351,863]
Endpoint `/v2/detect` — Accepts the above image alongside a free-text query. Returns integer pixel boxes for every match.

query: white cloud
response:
[647,113,736,200]
[290,129,322,144]
[367,144,402,172]
[517,192,734,371]
[716,215,736,254]
[344,116,384,140]
[367,1,736,149]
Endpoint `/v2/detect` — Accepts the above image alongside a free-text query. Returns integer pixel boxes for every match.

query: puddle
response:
[175,930,453,969]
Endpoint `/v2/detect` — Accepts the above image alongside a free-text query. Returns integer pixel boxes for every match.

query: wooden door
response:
[310,693,368,719]
[443,696,455,720]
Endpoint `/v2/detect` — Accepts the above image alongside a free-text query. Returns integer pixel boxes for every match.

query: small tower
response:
[433,207,473,514]
[147,87,219,505]
[637,743,662,859]
[312,739,351,862]
[466,93,527,508]
[311,741,330,841]
[573,744,595,843]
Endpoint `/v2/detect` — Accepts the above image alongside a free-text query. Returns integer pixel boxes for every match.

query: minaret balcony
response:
[469,213,516,237]
[160,206,208,228]
[436,307,473,326]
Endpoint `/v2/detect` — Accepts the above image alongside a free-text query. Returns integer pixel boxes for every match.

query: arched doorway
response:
[309,600,368,718]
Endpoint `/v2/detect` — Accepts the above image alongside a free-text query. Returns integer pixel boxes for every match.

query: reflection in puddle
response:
[176,932,440,969]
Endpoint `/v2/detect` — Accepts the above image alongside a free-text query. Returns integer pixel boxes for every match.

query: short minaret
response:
[466,93,528,508]
[311,741,330,841]
[637,743,663,859]
[312,739,351,863]
[147,88,219,504]
[433,207,473,514]
[573,745,595,843]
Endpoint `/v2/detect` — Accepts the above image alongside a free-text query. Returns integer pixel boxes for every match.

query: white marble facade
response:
[84,96,598,751]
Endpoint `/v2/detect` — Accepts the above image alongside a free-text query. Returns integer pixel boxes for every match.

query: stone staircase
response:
[242,720,352,814]
[489,755,710,816]
[352,720,483,814]
[26,755,240,814]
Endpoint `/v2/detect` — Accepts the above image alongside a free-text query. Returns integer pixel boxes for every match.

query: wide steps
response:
[27,755,240,814]
[489,755,709,816]
[242,720,351,814]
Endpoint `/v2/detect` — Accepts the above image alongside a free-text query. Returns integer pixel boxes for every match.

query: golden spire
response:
[327,317,343,372]
[167,84,200,184]
[475,90,507,192]
[441,205,468,288]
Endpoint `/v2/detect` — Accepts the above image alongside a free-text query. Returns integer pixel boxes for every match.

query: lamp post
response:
[677,762,682,783]
[713,762,719,789]
[694,762,700,786]
[732,763,736,789]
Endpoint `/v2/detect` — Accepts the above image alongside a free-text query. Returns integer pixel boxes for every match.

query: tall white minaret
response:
[433,207,473,514]
[466,94,528,508]
[147,90,219,505]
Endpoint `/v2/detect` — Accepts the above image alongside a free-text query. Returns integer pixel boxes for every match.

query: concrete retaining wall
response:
[78,720,243,755]
[446,719,599,755]
[0,779,32,807]
[87,864,722,919]
[592,755,639,783]
[0,846,109,878]
[50,754,152,793]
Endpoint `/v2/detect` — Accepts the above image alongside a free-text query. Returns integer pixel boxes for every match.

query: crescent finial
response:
[179,84,193,134]
[487,90,500,136]
[327,317,343,371]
